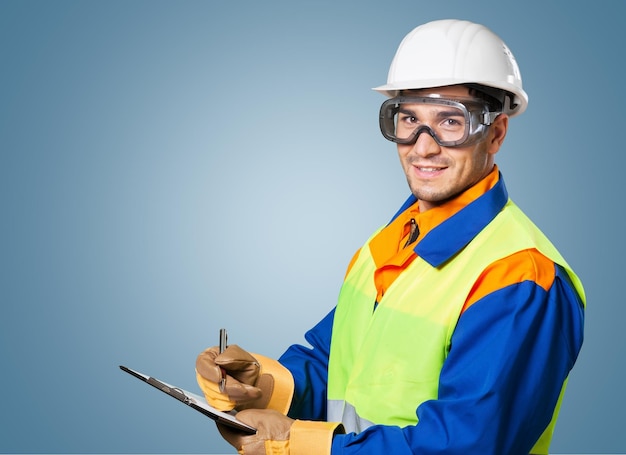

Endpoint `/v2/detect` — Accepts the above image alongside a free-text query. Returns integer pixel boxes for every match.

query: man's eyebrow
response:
[398,107,417,116]
[397,106,465,119]
[434,108,465,118]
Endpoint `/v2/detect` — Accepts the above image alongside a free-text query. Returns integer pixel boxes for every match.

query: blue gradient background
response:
[1,1,623,453]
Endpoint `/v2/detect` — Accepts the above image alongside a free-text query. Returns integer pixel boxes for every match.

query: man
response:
[195,19,585,454]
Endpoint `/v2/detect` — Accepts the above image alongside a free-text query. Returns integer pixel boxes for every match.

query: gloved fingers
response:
[196,345,260,386]
[195,346,223,383]
[234,373,272,410]
[196,367,263,410]
[215,345,260,385]
[217,422,265,455]
[196,371,237,412]
[224,380,263,404]
[236,409,293,440]
[218,409,294,455]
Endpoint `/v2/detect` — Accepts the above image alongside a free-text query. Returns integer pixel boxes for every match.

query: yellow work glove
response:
[218,408,345,455]
[195,345,294,413]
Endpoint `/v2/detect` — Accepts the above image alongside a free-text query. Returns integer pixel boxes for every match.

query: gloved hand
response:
[195,344,294,413]
[218,408,345,455]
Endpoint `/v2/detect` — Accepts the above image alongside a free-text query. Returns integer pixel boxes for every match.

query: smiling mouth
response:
[416,166,446,172]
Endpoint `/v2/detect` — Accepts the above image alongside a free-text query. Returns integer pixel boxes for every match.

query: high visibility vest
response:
[327,199,585,452]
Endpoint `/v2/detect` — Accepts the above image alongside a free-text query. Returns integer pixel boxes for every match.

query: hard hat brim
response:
[372,78,528,117]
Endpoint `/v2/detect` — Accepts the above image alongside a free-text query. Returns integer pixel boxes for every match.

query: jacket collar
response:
[390,172,509,268]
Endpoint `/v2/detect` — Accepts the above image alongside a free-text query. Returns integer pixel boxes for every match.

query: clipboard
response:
[119,365,257,434]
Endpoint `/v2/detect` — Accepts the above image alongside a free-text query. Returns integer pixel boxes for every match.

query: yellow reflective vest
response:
[327,197,585,453]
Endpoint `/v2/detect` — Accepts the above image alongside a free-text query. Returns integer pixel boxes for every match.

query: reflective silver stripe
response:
[330,400,542,454]
[327,399,375,434]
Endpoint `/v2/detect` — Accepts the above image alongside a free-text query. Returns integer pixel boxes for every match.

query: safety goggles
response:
[379,96,501,147]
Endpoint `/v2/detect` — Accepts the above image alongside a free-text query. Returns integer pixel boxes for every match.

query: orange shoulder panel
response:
[462,248,556,313]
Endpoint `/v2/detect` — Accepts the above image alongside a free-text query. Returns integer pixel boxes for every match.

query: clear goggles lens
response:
[379,96,500,147]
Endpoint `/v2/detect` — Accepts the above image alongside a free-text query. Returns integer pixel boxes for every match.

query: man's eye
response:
[442,118,463,128]
[400,114,418,124]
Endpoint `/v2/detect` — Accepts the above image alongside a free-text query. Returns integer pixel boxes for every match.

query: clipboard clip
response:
[147,377,190,404]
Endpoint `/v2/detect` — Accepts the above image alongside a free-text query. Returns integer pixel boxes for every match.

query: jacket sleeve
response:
[278,307,335,421]
[331,264,585,455]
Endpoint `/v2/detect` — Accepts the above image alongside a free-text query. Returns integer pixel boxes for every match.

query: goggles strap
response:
[482,111,501,125]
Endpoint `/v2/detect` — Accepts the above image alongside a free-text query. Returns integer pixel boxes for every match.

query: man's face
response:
[396,85,508,211]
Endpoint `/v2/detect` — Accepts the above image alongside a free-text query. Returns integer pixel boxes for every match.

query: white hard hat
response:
[373,19,528,116]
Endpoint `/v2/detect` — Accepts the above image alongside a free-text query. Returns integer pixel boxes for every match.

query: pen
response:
[219,328,227,393]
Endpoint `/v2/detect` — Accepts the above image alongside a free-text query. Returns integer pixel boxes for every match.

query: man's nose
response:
[411,128,441,157]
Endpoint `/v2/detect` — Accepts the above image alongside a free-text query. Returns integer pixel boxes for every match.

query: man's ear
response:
[488,113,509,154]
